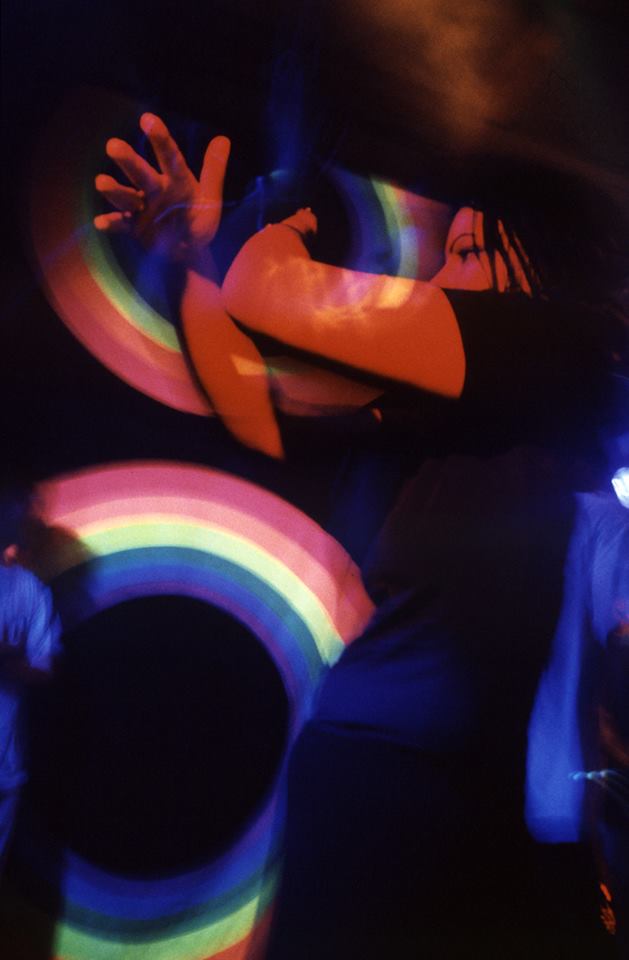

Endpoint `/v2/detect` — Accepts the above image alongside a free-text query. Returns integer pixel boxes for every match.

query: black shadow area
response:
[34,595,289,877]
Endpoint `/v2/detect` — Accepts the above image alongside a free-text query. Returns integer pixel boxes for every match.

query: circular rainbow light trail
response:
[29,90,211,416]
[24,461,373,960]
[29,90,413,418]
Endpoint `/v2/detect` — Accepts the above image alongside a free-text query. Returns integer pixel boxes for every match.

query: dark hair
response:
[474,165,627,303]
[474,165,629,370]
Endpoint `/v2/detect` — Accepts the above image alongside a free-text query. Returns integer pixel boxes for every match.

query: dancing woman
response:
[95,114,626,957]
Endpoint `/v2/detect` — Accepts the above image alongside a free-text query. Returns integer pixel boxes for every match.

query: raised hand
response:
[94,113,230,261]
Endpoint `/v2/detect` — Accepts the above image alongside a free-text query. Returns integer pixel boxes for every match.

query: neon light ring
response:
[28,90,411,418]
[14,461,373,960]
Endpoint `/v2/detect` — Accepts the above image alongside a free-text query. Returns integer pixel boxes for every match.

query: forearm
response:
[222,225,466,398]
[181,254,283,458]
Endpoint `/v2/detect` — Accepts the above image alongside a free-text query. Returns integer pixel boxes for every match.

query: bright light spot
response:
[611,468,629,507]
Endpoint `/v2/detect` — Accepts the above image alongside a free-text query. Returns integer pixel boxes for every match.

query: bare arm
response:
[222,211,466,399]
[182,250,283,458]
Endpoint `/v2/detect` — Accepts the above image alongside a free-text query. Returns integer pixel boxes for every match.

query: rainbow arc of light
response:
[22,461,373,960]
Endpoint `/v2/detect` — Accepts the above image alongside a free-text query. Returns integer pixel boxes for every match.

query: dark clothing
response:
[316,289,613,753]
[270,724,519,958]
[266,292,620,958]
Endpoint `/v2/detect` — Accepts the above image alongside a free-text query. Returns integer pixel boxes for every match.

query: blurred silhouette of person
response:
[0,478,61,873]
[527,416,629,956]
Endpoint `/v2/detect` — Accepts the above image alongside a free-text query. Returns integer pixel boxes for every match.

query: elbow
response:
[222,237,272,330]
[222,257,253,326]
[223,226,310,332]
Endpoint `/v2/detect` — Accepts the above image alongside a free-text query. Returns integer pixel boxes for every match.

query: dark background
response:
[0,2,626,956]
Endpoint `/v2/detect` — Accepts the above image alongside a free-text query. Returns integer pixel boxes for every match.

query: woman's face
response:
[429,206,532,294]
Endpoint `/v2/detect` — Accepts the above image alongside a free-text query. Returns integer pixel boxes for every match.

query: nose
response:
[429,257,493,291]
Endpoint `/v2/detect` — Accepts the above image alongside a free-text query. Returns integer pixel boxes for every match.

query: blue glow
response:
[526,492,629,842]
[612,467,629,507]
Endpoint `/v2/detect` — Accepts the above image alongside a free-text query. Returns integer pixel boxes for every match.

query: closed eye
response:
[449,231,484,262]
[455,245,482,261]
